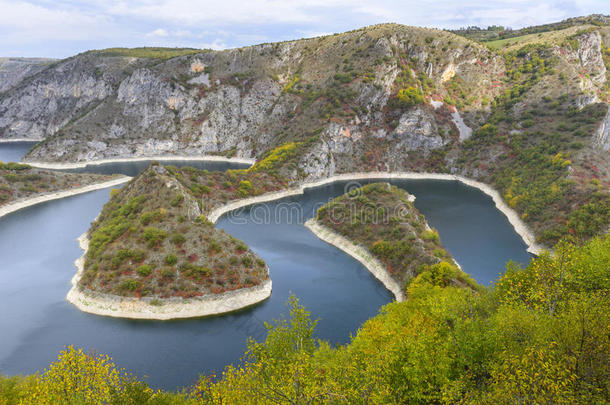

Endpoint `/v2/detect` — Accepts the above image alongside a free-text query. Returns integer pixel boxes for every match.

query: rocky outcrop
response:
[0,54,127,140]
[595,105,610,150]
[0,57,55,93]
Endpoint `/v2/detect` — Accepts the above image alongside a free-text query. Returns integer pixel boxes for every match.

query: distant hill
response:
[451,14,609,43]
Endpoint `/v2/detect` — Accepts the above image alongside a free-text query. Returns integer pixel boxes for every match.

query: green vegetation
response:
[3,236,607,403]
[452,15,608,43]
[458,40,609,245]
[0,163,119,205]
[316,183,460,288]
[81,166,268,299]
[89,47,203,60]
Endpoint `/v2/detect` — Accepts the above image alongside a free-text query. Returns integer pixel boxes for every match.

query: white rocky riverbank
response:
[24,155,255,169]
[0,138,43,143]
[67,233,272,320]
[0,176,131,219]
[305,219,406,302]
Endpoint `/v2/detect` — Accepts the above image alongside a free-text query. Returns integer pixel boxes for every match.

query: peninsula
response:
[306,183,476,300]
[67,164,271,319]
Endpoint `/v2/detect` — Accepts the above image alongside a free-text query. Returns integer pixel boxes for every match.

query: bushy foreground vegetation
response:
[316,183,466,288]
[2,235,607,404]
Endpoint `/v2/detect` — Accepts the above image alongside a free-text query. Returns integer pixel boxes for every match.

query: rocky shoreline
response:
[208,172,544,255]
[67,233,273,320]
[0,138,43,143]
[0,176,131,219]
[24,155,255,170]
[305,219,406,302]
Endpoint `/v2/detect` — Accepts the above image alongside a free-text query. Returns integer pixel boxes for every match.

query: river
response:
[0,144,531,389]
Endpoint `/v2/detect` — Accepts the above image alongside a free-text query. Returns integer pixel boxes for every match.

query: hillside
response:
[79,164,269,300]
[2,23,504,162]
[451,14,609,43]
[0,162,122,208]
[313,182,474,290]
[0,57,56,94]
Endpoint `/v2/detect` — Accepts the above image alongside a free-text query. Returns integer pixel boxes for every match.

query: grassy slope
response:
[484,25,597,51]
[81,164,268,299]
[451,14,608,43]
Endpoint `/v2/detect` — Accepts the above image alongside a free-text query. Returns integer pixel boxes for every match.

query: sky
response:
[0,0,608,58]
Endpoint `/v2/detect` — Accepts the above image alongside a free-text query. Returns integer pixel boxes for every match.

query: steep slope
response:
[1,24,503,164]
[78,164,269,303]
[0,57,56,94]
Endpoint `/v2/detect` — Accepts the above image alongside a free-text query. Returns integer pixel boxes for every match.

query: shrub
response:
[209,239,222,253]
[140,209,166,225]
[119,279,139,292]
[242,256,253,267]
[170,193,184,207]
[238,180,253,197]
[161,268,175,279]
[170,233,187,245]
[421,229,440,242]
[131,250,145,263]
[392,86,424,108]
[142,227,167,248]
[137,265,152,277]
[164,254,178,266]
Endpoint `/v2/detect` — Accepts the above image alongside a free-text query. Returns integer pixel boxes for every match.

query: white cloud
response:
[201,39,227,50]
[0,0,607,57]
[146,28,169,37]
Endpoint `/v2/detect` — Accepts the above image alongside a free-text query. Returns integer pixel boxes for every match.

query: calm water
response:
[0,141,38,163]
[0,143,531,389]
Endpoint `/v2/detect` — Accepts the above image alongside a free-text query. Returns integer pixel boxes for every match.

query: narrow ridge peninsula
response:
[68,163,271,319]
[0,161,128,218]
[307,183,477,300]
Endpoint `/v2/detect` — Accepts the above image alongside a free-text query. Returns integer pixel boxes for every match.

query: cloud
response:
[0,0,607,57]
[146,28,169,37]
[200,39,227,50]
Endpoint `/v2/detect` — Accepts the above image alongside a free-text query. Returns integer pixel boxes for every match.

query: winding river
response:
[0,144,531,389]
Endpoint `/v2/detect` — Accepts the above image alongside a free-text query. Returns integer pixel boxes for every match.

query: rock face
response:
[595,106,610,151]
[0,57,56,93]
[0,24,505,166]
